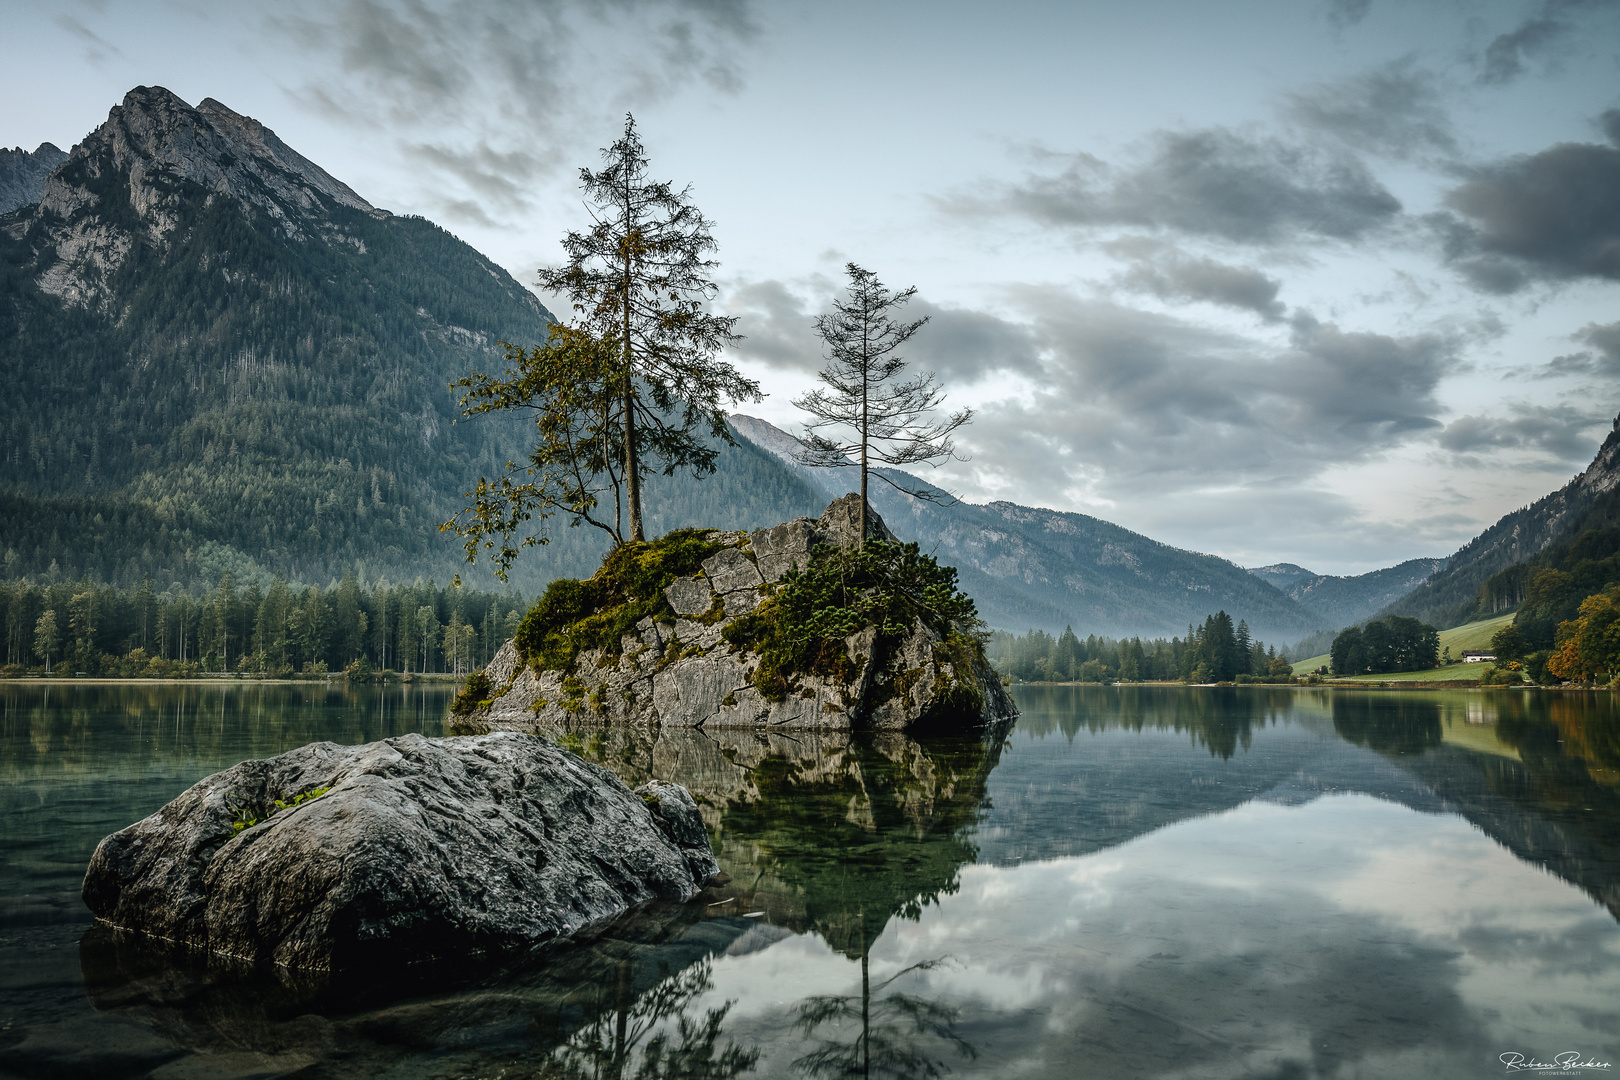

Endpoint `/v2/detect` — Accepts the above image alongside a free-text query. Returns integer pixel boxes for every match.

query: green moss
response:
[724,539,982,704]
[514,529,726,674]
[450,669,492,714]
[925,631,986,721]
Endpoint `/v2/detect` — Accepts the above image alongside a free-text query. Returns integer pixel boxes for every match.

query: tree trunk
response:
[623,246,644,543]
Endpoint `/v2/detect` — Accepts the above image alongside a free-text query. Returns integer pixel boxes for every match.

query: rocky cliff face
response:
[454,495,1018,734]
[8,85,382,310]
[82,732,718,973]
[0,142,68,215]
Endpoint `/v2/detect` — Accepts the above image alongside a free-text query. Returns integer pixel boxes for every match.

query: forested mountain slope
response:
[0,87,825,592]
[1247,558,1446,631]
[730,415,1323,642]
[1380,416,1620,628]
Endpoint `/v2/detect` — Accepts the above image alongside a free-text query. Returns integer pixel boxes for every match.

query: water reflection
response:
[2,684,1619,1078]
[793,958,976,1080]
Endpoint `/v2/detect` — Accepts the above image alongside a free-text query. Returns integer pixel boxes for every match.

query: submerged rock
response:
[456,495,1018,734]
[81,732,719,972]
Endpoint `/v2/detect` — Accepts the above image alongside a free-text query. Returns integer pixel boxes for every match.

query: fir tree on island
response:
[793,263,973,548]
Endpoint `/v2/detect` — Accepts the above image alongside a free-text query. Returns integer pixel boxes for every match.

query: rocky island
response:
[450,495,1017,734]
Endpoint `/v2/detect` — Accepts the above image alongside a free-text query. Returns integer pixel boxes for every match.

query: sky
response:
[5,0,1620,575]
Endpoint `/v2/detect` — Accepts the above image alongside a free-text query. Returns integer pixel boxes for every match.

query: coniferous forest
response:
[986,611,1295,684]
[1,569,523,678]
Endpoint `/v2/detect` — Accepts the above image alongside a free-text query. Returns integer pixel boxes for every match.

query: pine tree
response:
[534,115,759,543]
[794,264,972,547]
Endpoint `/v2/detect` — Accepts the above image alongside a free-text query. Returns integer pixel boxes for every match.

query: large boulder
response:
[457,495,1019,734]
[82,732,719,972]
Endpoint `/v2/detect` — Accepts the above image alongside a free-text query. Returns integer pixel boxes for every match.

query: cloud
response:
[725,276,1041,387]
[1431,122,1620,291]
[957,128,1401,246]
[1437,404,1611,461]
[1284,59,1457,159]
[1115,248,1286,320]
[948,291,1458,506]
[1324,0,1372,28]
[272,0,757,218]
[725,278,823,374]
[1474,0,1620,84]
[1579,320,1620,368]
[732,278,1461,500]
[52,12,121,61]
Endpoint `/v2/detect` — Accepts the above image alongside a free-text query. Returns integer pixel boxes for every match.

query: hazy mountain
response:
[0,142,67,214]
[1247,557,1446,631]
[730,415,1324,643]
[1380,415,1620,628]
[0,87,825,593]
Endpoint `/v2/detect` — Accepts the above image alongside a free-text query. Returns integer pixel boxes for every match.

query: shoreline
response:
[1008,679,1589,692]
[0,675,464,686]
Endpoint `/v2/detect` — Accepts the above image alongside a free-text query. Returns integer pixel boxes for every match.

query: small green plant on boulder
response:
[227,786,332,833]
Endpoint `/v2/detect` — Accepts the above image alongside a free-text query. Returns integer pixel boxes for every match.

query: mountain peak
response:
[18,86,382,308]
[0,141,69,215]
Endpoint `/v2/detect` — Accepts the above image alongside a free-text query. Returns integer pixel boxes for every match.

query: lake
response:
[2,682,1617,1078]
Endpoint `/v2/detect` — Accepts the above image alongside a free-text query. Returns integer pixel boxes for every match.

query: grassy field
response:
[1291,613,1518,682]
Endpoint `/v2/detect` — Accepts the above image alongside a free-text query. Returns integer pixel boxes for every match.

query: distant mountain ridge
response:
[730,415,1326,643]
[1381,415,1620,627]
[0,142,67,215]
[1247,558,1447,631]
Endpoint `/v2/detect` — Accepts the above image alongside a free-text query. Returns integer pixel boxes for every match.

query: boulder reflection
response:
[80,899,760,1079]
[76,717,1006,1077]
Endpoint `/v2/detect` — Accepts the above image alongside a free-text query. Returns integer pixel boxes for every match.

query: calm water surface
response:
[2,682,1618,1078]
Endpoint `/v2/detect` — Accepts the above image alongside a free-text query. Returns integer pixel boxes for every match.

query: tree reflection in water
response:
[713,734,998,1079]
[793,957,975,1080]
[527,959,758,1080]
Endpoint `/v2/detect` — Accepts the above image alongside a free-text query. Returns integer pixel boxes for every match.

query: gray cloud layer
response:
[273,0,756,219]
[1114,247,1287,320]
[1478,0,1617,84]
[1436,125,1620,292]
[1438,403,1611,461]
[730,280,1459,498]
[1284,59,1457,160]
[958,127,1402,246]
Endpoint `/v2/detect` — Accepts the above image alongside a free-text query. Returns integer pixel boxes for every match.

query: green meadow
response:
[1291,613,1519,682]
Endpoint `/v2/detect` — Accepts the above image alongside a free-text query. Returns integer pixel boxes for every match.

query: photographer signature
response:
[1501,1052,1612,1072]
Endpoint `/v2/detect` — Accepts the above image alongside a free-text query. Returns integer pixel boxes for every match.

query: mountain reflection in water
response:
[1,683,1618,1078]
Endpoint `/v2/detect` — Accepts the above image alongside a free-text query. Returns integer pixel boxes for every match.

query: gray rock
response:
[82,732,718,972]
[749,519,818,583]
[663,575,714,617]
[458,495,1018,734]
[701,547,764,594]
